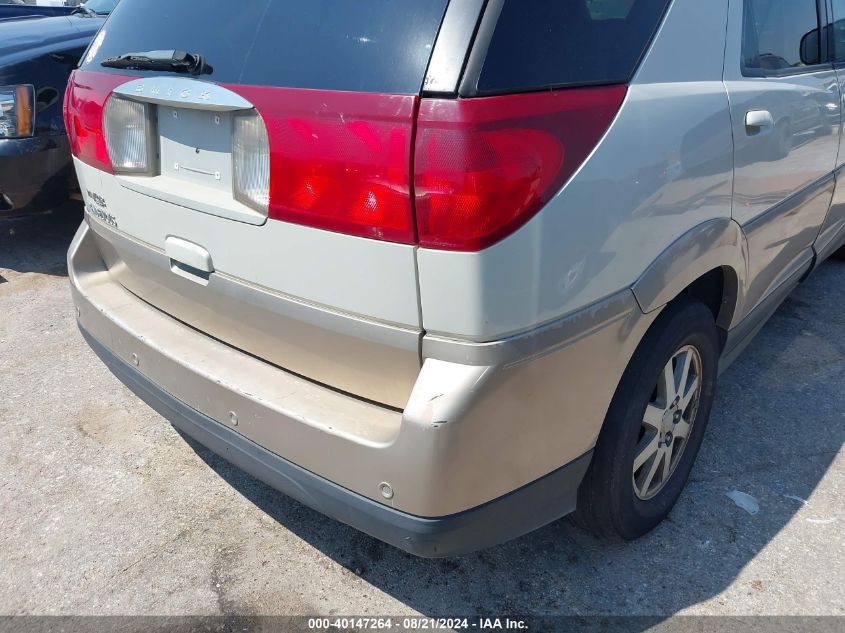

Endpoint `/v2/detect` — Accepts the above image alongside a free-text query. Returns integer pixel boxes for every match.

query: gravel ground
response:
[0,208,843,619]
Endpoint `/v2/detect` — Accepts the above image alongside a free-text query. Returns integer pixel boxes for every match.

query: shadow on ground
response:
[0,203,82,279]
[183,260,845,617]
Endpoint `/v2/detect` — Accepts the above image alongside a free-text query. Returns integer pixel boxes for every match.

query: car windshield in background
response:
[83,0,450,94]
[81,0,118,15]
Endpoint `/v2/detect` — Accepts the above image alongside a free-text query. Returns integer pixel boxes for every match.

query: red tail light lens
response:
[64,70,136,174]
[414,85,627,251]
[228,85,417,244]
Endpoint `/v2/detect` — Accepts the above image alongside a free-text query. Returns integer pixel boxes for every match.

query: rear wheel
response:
[574,298,719,540]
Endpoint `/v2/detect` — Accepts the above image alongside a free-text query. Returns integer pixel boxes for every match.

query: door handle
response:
[745,109,774,134]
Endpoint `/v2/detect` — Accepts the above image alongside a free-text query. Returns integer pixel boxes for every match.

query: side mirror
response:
[800,28,821,66]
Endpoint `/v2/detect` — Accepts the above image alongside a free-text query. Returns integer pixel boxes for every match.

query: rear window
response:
[82,0,450,94]
[472,0,672,95]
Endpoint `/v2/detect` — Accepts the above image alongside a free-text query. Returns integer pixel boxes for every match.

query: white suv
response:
[66,0,845,556]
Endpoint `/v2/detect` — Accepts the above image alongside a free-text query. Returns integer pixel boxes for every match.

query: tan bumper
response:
[69,218,657,517]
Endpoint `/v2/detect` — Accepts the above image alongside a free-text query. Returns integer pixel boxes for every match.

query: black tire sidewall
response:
[585,299,719,540]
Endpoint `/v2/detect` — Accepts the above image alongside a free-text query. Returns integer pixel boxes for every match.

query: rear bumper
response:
[0,134,73,215]
[81,326,591,557]
[69,217,656,555]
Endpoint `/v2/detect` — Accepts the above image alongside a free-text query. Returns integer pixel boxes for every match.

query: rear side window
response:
[82,0,449,94]
[828,0,845,63]
[471,0,672,95]
[742,0,823,73]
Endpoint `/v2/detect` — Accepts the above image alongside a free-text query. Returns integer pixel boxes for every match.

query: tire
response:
[832,244,845,261]
[573,297,719,540]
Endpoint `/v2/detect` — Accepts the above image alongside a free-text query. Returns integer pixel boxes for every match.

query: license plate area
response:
[114,105,266,226]
[158,107,233,193]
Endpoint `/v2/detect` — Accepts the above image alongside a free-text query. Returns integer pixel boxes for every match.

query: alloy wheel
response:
[632,345,703,500]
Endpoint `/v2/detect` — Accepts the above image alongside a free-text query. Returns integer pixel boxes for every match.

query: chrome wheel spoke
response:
[634,433,660,472]
[679,376,700,411]
[643,404,664,431]
[660,361,677,404]
[639,449,664,495]
[674,419,691,440]
[677,350,692,397]
[661,445,672,481]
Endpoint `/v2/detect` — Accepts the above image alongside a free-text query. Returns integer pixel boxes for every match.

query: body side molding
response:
[422,289,637,367]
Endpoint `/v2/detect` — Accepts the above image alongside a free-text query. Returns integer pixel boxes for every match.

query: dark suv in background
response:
[0,0,116,217]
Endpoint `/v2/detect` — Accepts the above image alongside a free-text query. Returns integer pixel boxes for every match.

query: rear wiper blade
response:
[100,50,213,76]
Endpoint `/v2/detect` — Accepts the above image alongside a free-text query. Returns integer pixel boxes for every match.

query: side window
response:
[830,0,845,63]
[742,0,823,74]
[473,0,672,95]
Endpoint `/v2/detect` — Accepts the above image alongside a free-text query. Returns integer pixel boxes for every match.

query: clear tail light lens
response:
[233,112,270,214]
[414,85,627,251]
[103,96,154,174]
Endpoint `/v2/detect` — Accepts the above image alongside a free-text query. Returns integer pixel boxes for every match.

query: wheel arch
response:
[632,218,748,336]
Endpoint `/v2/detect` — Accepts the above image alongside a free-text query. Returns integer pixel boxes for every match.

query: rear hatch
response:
[65,0,450,408]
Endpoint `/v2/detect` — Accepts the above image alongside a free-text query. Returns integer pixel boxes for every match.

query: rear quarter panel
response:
[417,0,734,341]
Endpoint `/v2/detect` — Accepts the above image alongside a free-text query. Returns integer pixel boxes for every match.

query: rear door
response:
[724,0,840,314]
[818,0,845,260]
[69,0,451,408]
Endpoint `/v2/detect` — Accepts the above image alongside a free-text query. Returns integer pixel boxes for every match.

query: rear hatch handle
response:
[165,236,214,285]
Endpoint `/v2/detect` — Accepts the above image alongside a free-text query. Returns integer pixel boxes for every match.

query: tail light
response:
[65,70,624,252]
[229,85,417,244]
[232,112,271,213]
[414,86,627,251]
[64,70,136,173]
[103,96,155,174]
